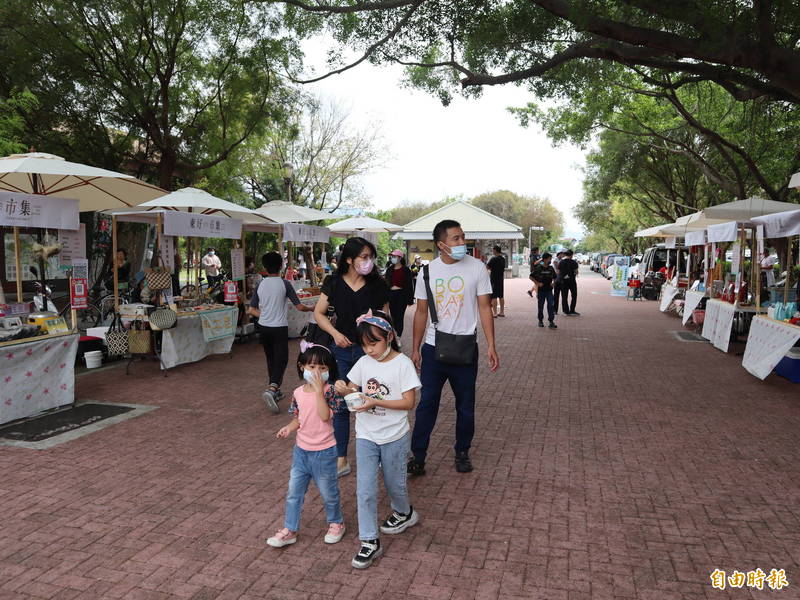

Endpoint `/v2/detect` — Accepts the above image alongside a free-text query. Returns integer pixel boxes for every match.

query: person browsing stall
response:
[248,252,315,413]
[383,249,415,347]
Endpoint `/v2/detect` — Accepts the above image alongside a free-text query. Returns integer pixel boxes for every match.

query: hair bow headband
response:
[300,340,330,354]
[355,309,393,333]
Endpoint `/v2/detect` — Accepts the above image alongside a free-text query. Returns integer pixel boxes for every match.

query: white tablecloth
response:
[742,316,800,380]
[682,291,706,325]
[287,296,318,338]
[701,299,736,352]
[160,310,236,370]
[660,284,679,312]
[1,333,79,425]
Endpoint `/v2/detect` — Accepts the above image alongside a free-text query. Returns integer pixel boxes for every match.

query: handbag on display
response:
[422,265,477,365]
[105,313,129,356]
[128,318,152,354]
[145,256,172,291]
[149,306,177,331]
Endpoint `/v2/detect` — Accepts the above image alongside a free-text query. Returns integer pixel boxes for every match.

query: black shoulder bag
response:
[303,275,337,347]
[422,264,477,365]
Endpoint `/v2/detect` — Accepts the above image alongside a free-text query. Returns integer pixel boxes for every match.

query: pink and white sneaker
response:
[267,528,297,548]
[324,522,346,544]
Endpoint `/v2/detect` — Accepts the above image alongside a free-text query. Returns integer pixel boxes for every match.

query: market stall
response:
[701,298,738,352]
[741,316,800,380]
[161,305,238,369]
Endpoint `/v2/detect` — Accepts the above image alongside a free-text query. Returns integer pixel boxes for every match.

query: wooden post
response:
[112,215,119,311]
[13,226,23,302]
[784,237,793,304]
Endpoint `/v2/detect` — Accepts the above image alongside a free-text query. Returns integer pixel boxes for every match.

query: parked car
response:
[590,252,604,272]
[638,246,688,280]
[601,254,623,279]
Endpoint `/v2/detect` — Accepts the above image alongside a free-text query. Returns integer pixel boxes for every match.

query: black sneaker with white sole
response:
[262,389,279,414]
[351,539,382,569]
[380,507,419,535]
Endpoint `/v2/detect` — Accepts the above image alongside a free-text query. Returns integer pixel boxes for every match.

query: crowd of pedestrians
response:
[248,220,588,569]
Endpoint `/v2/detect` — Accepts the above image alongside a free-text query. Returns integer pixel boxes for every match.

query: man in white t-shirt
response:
[407,219,499,476]
[760,249,778,288]
[202,247,223,288]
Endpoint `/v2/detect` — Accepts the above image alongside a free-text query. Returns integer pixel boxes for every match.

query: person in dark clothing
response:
[552,251,565,315]
[314,237,390,478]
[526,246,541,298]
[383,249,415,345]
[530,252,557,328]
[486,245,506,317]
[559,249,581,316]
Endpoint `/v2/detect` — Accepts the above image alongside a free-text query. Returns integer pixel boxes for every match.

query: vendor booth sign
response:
[198,307,236,342]
[163,211,242,240]
[58,223,86,267]
[70,277,89,309]
[282,223,330,243]
[610,265,629,296]
[0,192,79,230]
[223,281,238,303]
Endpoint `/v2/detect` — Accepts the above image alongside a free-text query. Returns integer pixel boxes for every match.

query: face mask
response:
[376,341,392,361]
[444,244,467,261]
[303,369,329,384]
[355,258,374,275]
[209,251,215,256]
[390,256,399,265]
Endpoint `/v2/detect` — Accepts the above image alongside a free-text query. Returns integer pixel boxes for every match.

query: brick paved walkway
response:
[2,268,799,600]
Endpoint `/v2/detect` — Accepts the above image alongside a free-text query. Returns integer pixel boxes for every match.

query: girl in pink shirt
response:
[267,343,346,548]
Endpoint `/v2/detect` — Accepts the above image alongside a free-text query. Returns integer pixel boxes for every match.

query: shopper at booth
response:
[248,252,315,414]
[383,249,415,345]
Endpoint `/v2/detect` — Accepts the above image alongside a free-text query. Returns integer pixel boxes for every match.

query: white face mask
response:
[376,342,392,361]
[303,369,329,384]
[390,256,399,265]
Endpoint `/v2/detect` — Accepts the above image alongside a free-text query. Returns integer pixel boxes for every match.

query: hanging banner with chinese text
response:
[162,211,242,239]
[0,191,79,230]
[230,248,244,281]
[160,235,176,270]
[223,280,238,303]
[282,223,330,243]
[58,223,86,267]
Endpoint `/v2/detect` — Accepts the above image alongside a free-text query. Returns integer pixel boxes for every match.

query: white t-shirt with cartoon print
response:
[347,352,421,445]
[414,255,493,346]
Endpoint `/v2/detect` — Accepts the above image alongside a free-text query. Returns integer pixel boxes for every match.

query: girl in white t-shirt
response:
[334,309,421,569]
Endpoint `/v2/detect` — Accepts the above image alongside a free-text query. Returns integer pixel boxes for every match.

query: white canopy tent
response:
[789,172,800,189]
[254,200,335,224]
[0,152,166,211]
[752,209,800,239]
[328,215,404,234]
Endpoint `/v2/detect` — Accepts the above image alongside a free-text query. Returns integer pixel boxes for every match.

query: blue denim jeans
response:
[356,433,411,540]
[283,444,343,532]
[330,344,366,458]
[410,343,478,463]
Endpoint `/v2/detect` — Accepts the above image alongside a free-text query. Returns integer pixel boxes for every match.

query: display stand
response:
[682,290,706,325]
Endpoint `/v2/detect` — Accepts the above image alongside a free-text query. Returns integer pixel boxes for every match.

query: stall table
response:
[160,306,238,370]
[701,299,737,352]
[659,283,680,312]
[1,332,79,425]
[742,316,800,380]
[287,296,318,338]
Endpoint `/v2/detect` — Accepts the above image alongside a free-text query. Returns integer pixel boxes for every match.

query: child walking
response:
[267,342,346,548]
[334,309,421,568]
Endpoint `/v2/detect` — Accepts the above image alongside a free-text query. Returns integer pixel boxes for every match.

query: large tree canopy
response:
[280,1,800,105]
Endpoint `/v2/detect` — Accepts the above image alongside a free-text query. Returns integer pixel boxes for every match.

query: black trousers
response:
[552,281,562,314]
[537,287,555,322]
[388,289,409,337]
[561,279,578,314]
[258,325,289,387]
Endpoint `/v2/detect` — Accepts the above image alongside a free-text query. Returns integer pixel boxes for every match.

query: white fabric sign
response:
[730,242,741,275]
[198,306,237,342]
[664,236,676,249]
[58,223,86,266]
[742,316,800,380]
[159,235,175,270]
[702,299,735,352]
[160,313,235,369]
[282,223,330,243]
[685,230,706,247]
[0,192,79,230]
[682,290,706,325]
[753,209,800,238]
[0,334,79,425]
[756,225,764,259]
[163,212,242,240]
[659,283,679,312]
[707,221,738,243]
[230,248,245,281]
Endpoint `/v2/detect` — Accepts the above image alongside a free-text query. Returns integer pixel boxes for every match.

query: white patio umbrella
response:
[328,215,403,234]
[0,152,166,211]
[254,200,336,224]
[694,197,800,221]
[789,172,800,189]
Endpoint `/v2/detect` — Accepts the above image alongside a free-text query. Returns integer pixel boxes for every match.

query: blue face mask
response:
[446,244,467,260]
[303,369,329,384]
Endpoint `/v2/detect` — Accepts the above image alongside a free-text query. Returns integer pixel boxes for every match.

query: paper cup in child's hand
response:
[345,392,365,412]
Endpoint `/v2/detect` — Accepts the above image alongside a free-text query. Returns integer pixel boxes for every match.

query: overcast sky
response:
[302,40,588,237]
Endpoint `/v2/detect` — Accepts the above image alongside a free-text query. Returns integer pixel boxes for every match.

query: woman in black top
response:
[383,249,414,342]
[314,237,389,476]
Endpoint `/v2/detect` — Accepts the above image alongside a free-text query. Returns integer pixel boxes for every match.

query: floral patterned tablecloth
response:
[1,333,79,425]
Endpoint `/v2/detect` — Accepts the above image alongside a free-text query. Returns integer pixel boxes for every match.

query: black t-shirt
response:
[321,274,389,343]
[558,258,579,281]
[487,255,506,281]
[532,262,557,286]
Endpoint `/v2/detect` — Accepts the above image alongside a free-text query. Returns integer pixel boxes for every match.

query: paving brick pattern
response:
[2,268,799,599]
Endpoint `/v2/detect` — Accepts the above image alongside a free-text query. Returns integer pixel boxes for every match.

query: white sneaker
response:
[324,522,346,544]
